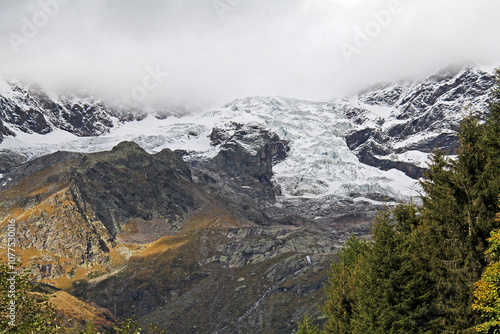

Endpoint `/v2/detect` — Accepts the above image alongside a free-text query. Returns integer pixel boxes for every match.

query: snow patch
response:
[0,96,422,201]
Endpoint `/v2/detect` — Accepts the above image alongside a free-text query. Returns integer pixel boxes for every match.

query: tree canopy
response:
[298,70,500,333]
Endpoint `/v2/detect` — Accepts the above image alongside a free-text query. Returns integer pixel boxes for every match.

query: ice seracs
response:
[0,64,497,203]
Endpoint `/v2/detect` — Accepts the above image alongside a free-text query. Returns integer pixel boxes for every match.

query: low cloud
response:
[0,0,499,109]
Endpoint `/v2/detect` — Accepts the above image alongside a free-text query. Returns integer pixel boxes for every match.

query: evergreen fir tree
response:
[354,205,434,334]
[323,205,435,334]
[317,69,500,333]
[295,314,320,334]
[417,71,500,330]
[322,234,369,334]
[473,206,500,334]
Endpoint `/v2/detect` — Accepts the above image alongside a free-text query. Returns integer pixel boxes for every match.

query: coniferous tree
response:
[419,118,485,330]
[417,72,500,330]
[322,234,369,334]
[354,204,435,334]
[294,314,320,334]
[323,205,435,334]
[473,206,500,334]
[317,69,500,333]
[353,208,398,334]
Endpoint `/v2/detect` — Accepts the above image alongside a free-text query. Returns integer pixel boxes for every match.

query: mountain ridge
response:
[0,63,498,332]
[0,138,336,333]
[0,65,496,204]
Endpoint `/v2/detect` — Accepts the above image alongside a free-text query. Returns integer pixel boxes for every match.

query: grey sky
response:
[1,0,500,108]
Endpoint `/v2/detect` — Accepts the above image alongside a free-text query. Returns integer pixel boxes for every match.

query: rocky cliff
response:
[0,64,498,333]
[344,65,495,178]
[0,142,202,270]
[0,138,335,333]
[0,82,116,139]
[0,65,496,202]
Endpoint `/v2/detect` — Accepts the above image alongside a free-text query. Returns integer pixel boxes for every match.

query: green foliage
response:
[322,234,369,334]
[473,206,500,334]
[320,69,500,333]
[322,205,435,334]
[295,314,320,334]
[113,318,166,334]
[355,204,435,334]
[0,263,64,333]
[416,105,500,330]
[114,317,142,334]
[85,320,97,334]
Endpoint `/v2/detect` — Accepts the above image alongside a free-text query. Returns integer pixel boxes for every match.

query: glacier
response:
[0,96,419,201]
[0,64,497,203]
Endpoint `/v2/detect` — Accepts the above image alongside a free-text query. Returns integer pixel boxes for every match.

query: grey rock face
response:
[71,142,198,236]
[76,224,336,334]
[183,123,294,227]
[0,81,194,143]
[0,82,116,139]
[211,123,289,200]
[0,150,27,173]
[199,226,336,268]
[0,141,202,266]
[344,65,496,179]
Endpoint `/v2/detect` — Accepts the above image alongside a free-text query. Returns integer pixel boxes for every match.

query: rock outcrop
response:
[0,82,116,139]
[344,66,495,179]
[0,140,336,333]
[0,142,202,271]
[0,150,27,173]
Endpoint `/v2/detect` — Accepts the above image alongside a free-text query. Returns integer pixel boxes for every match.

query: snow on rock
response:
[0,64,498,203]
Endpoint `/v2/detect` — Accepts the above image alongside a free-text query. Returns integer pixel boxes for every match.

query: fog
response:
[1,0,500,109]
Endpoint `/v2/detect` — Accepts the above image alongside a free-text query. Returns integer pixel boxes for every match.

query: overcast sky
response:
[1,0,500,109]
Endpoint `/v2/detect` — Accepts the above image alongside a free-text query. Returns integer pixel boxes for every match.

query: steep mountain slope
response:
[0,81,116,139]
[0,64,497,332]
[345,65,495,178]
[0,142,202,272]
[0,65,495,203]
[0,80,189,144]
[0,139,335,333]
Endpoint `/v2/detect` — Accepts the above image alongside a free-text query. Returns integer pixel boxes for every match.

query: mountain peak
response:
[0,64,498,202]
[111,140,146,153]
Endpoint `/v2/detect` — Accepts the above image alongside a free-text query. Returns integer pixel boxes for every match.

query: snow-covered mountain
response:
[346,65,495,177]
[0,65,496,203]
[0,81,116,139]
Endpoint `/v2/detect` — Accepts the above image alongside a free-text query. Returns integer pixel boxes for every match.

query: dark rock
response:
[0,81,147,141]
[357,145,425,179]
[345,128,387,151]
[0,151,84,190]
[69,142,198,236]
[0,150,27,173]
[403,132,460,154]
[211,124,289,200]
[345,65,495,178]
[0,141,202,266]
